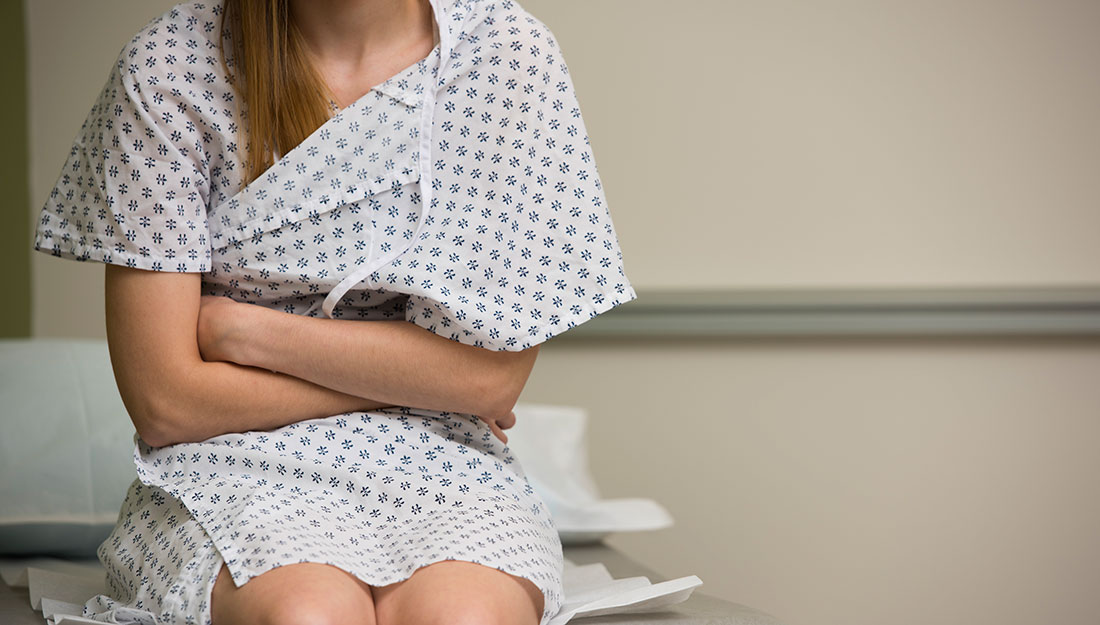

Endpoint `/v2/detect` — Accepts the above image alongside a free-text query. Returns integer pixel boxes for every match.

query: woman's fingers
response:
[477,410,516,443]
[487,419,508,444]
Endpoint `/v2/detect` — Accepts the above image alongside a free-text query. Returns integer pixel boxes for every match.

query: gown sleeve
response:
[33,41,212,273]
[402,4,638,351]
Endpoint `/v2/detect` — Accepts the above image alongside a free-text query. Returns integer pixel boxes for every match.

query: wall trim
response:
[558,286,1100,338]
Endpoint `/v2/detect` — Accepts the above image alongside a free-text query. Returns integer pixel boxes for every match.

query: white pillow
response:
[0,339,136,557]
[507,402,673,544]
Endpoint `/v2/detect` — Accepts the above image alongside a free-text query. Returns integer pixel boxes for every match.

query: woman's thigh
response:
[210,562,376,625]
[372,560,544,625]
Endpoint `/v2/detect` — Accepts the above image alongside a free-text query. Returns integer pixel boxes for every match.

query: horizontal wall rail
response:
[559,287,1100,338]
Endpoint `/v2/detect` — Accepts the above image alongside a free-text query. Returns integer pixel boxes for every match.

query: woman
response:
[33,0,637,623]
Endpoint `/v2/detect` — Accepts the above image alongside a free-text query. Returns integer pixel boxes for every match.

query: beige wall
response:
[27,2,1100,625]
[525,0,1100,290]
[27,0,159,339]
[524,338,1100,625]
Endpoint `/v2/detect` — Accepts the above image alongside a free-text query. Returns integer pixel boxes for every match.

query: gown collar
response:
[208,0,457,318]
[208,0,452,247]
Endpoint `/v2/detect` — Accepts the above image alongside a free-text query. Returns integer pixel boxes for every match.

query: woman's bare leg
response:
[372,560,544,625]
[210,562,376,625]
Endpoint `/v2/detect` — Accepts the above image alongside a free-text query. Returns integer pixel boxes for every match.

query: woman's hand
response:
[197,295,257,364]
[480,409,516,444]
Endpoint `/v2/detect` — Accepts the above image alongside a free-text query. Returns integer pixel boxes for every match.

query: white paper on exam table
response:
[549,560,703,625]
[3,557,701,624]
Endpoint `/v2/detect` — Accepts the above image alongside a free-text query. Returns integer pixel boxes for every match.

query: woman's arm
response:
[198,295,540,427]
[106,264,394,448]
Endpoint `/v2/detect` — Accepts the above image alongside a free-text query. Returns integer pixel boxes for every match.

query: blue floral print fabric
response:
[33,1,637,624]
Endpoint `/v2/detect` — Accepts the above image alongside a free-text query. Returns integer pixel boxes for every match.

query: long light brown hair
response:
[220,0,334,185]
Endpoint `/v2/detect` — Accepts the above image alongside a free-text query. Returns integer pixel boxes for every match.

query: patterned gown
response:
[32,1,637,624]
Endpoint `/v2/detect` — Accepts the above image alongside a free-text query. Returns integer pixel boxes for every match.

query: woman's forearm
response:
[202,298,538,422]
[104,265,394,448]
[150,359,394,446]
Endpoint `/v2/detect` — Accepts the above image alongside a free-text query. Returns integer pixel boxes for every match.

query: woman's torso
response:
[200,23,441,321]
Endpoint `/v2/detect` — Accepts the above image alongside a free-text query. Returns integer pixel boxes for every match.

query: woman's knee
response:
[211,562,376,625]
[379,600,539,625]
[373,561,543,625]
[449,599,544,625]
[256,597,364,625]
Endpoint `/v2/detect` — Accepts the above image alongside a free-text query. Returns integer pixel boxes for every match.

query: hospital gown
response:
[33,1,637,623]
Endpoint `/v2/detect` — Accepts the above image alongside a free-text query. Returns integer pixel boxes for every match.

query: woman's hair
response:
[220,0,334,185]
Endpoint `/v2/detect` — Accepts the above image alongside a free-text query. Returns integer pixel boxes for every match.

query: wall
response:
[524,0,1100,289]
[24,2,1100,625]
[523,337,1100,625]
[27,0,163,338]
[1,0,29,337]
